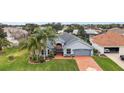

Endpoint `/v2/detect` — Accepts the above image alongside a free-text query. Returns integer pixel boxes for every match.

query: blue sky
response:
[1,22,124,25]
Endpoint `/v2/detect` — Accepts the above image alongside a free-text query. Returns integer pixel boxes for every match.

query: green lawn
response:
[93,56,124,71]
[0,48,79,71]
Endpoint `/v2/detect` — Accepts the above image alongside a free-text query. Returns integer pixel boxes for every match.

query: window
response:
[48,50,50,54]
[41,50,44,55]
[67,49,71,54]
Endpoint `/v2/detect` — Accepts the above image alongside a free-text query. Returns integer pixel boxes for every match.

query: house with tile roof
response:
[47,32,93,56]
[90,31,124,55]
[108,27,124,35]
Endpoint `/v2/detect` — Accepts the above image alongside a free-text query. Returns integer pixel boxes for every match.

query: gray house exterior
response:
[54,32,93,56]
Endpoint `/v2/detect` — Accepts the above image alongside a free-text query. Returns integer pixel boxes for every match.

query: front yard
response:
[0,48,79,71]
[93,56,124,71]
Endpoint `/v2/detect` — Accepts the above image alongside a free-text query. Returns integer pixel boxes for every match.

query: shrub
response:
[31,55,37,61]
[48,52,55,59]
[93,49,99,56]
[37,56,45,63]
[30,55,45,63]
[8,55,15,61]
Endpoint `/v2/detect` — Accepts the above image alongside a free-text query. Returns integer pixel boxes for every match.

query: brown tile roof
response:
[108,27,124,34]
[92,31,124,46]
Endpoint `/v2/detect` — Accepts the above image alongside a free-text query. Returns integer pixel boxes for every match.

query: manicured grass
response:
[0,48,79,71]
[93,56,124,71]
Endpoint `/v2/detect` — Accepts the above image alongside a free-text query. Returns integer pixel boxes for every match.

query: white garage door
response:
[73,49,91,56]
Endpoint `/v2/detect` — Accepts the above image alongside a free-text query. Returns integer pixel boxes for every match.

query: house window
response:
[67,49,71,54]
[48,50,50,54]
[41,50,44,55]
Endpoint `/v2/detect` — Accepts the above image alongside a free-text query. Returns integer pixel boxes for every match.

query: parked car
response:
[120,55,124,60]
[104,49,110,53]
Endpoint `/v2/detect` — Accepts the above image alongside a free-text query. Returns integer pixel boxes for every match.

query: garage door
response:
[73,49,91,56]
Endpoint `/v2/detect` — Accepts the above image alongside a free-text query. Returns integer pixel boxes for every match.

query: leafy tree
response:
[23,23,39,34]
[64,26,73,33]
[77,26,86,39]
[0,28,7,38]
[0,38,10,51]
[44,22,64,32]
[0,28,10,52]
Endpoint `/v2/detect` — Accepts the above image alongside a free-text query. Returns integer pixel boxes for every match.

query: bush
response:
[37,56,45,63]
[30,55,45,63]
[93,49,99,56]
[48,52,55,59]
[8,55,15,61]
[30,55,37,61]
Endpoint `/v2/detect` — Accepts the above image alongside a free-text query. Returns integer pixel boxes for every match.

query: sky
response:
[1,22,124,25]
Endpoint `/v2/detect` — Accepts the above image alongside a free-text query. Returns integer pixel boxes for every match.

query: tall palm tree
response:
[20,26,56,61]
[34,26,56,59]
[20,36,43,56]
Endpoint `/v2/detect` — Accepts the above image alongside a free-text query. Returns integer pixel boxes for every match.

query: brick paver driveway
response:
[55,55,102,71]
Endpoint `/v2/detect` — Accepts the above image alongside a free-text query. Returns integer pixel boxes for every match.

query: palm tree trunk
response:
[43,39,47,60]
[43,50,46,60]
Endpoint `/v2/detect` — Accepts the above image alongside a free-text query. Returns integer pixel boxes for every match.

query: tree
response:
[23,23,39,34]
[33,26,56,59]
[0,38,10,51]
[44,22,64,32]
[77,26,86,39]
[20,26,56,61]
[0,28,10,52]
[0,28,7,38]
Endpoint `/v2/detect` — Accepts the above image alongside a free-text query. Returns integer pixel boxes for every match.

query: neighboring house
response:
[85,29,98,38]
[54,32,93,56]
[3,27,28,46]
[90,31,124,55]
[58,30,64,34]
[108,27,124,35]
[5,32,19,46]
[73,29,79,35]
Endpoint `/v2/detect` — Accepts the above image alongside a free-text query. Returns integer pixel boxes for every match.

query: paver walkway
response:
[55,55,102,71]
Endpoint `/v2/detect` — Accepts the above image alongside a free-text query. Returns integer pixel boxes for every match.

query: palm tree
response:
[20,36,42,56]
[33,26,56,59]
[20,26,56,61]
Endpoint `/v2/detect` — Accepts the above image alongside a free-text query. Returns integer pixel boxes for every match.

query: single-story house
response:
[90,31,124,55]
[85,29,98,38]
[53,32,93,56]
[58,30,64,34]
[73,29,79,35]
[3,27,28,46]
[108,27,124,35]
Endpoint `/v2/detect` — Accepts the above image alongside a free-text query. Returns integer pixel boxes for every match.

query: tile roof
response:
[58,32,93,49]
[92,31,124,46]
[108,27,124,34]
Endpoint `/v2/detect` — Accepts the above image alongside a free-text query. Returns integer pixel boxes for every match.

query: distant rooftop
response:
[85,29,98,34]
[108,27,124,34]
